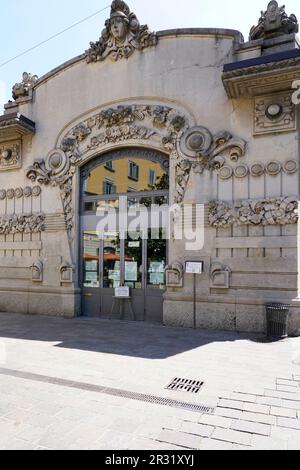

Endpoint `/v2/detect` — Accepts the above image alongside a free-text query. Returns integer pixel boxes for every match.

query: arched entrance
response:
[80,148,169,322]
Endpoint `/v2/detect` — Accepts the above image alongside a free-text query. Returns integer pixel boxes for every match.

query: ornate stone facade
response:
[209,197,298,228]
[0,0,300,333]
[86,0,157,63]
[250,1,298,40]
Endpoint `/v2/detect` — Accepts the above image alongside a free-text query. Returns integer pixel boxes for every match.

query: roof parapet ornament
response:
[85,0,157,63]
[249,1,298,40]
[12,72,38,101]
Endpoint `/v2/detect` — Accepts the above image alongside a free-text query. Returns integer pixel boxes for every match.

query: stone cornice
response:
[0,113,36,141]
[223,51,300,97]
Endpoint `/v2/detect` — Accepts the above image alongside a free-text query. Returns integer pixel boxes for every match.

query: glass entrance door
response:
[82,229,167,322]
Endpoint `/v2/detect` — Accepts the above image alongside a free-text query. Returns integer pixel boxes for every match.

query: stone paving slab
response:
[0,313,300,450]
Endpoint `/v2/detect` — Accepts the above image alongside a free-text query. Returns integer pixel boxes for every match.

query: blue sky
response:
[1,0,300,109]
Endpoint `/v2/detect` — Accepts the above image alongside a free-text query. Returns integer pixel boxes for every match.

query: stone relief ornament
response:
[254,92,296,135]
[12,72,38,101]
[0,142,22,171]
[209,197,298,228]
[217,160,298,179]
[0,213,46,235]
[250,162,265,177]
[175,126,247,203]
[165,262,184,288]
[85,0,157,63]
[0,186,41,200]
[14,188,23,199]
[30,260,43,283]
[60,262,74,284]
[250,1,298,40]
[283,160,298,174]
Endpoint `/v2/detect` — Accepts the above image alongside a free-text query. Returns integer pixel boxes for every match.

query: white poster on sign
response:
[115,286,130,298]
[185,261,204,274]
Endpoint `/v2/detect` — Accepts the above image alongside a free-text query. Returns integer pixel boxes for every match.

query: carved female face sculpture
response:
[110,15,128,42]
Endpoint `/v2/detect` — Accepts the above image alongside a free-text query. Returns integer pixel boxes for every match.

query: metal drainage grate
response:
[0,367,214,415]
[166,377,204,394]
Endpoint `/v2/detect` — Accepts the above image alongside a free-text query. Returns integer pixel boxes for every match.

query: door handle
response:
[83,293,93,297]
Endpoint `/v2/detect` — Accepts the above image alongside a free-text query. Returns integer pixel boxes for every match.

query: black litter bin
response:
[266,303,290,340]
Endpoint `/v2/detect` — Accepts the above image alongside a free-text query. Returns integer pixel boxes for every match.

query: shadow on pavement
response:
[0,312,266,360]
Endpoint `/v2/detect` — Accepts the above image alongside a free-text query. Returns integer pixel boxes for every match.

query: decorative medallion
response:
[254,92,296,135]
[219,165,233,180]
[6,189,14,199]
[32,186,42,197]
[23,187,33,198]
[283,160,298,175]
[14,188,23,199]
[250,162,265,177]
[85,0,157,63]
[0,141,22,171]
[179,127,213,158]
[234,164,249,179]
[0,190,6,200]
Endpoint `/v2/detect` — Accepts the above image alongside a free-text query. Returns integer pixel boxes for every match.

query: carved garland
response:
[25,104,247,235]
[0,213,45,235]
[209,197,298,228]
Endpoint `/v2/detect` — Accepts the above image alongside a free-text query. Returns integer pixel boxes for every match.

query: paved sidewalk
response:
[0,312,299,450]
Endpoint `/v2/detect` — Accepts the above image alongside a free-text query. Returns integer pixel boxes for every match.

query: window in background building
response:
[104,161,115,172]
[103,179,116,195]
[149,169,156,187]
[128,161,139,181]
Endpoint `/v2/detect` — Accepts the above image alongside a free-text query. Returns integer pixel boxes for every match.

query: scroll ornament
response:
[175,127,247,204]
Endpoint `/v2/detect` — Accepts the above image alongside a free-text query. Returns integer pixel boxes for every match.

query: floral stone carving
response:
[12,72,38,101]
[209,197,298,228]
[85,0,157,63]
[250,1,298,40]
[0,213,46,235]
